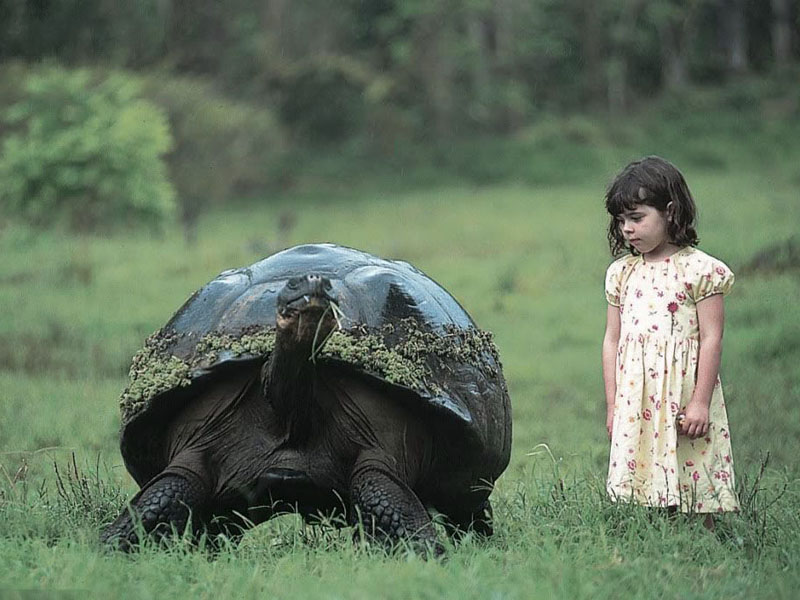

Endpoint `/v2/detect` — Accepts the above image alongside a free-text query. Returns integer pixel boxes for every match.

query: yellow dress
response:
[605,246,739,513]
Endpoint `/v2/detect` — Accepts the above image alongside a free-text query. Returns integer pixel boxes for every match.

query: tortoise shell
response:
[119,244,510,485]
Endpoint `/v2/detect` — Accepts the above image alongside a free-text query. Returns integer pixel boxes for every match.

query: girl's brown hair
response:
[605,156,699,257]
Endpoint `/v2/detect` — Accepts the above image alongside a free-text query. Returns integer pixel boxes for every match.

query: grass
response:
[1,133,800,598]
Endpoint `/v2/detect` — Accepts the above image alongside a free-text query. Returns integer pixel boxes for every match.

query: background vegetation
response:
[1,1,799,598]
[2,0,799,234]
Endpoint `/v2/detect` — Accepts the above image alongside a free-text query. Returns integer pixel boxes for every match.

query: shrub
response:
[141,75,286,241]
[0,67,175,232]
[273,56,368,143]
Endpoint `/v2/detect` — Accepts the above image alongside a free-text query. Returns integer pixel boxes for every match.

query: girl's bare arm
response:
[602,304,621,440]
[682,294,725,439]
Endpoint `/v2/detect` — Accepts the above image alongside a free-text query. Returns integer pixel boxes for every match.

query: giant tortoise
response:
[101,243,512,553]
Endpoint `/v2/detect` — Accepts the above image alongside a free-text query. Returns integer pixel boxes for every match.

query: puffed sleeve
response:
[605,260,623,306]
[691,256,735,302]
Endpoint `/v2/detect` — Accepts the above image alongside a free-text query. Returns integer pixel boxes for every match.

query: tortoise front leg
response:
[100,470,209,551]
[348,454,442,556]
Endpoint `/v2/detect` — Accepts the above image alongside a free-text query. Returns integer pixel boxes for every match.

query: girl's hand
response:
[680,401,710,439]
[606,407,615,441]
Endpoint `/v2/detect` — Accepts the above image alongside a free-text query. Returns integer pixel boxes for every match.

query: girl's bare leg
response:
[702,513,715,531]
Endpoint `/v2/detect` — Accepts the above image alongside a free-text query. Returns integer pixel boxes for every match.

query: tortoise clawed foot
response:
[349,456,443,557]
[351,521,445,558]
[100,508,139,552]
[408,534,446,559]
[99,472,208,552]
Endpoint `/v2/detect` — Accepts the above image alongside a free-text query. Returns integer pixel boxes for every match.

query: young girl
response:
[601,156,739,526]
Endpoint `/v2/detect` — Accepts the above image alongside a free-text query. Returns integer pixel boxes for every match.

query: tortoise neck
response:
[262,332,316,443]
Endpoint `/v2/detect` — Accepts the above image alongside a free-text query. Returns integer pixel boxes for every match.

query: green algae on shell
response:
[119,331,192,425]
[119,320,502,426]
[119,327,278,425]
[195,326,277,366]
[322,329,428,390]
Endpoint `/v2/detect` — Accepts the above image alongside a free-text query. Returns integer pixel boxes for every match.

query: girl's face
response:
[616,203,673,257]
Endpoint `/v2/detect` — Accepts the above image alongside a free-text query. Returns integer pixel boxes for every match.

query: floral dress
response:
[605,246,739,513]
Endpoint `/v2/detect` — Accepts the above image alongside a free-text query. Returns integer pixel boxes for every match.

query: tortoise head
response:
[275,274,338,346]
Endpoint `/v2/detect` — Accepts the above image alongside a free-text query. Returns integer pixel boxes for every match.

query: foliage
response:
[140,75,286,240]
[2,1,798,142]
[272,56,370,142]
[0,67,175,232]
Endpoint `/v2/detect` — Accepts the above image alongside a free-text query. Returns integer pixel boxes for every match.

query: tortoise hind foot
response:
[349,461,443,557]
[100,471,208,552]
[444,499,494,542]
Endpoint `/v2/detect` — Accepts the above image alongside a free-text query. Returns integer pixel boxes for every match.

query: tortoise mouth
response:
[277,274,337,318]
[280,291,336,315]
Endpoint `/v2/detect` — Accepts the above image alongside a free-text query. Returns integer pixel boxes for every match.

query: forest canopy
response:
[2,0,798,139]
[0,1,798,233]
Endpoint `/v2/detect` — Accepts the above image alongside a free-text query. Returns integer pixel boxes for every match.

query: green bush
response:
[273,56,368,142]
[141,75,286,239]
[0,67,175,232]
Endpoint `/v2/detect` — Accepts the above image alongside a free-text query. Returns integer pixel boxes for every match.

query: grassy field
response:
[1,155,799,598]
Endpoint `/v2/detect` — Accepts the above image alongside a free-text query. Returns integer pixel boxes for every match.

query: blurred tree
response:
[771,0,793,66]
[582,1,605,109]
[606,0,642,114]
[647,0,704,90]
[721,0,749,73]
[0,1,170,65]
[270,56,370,142]
[142,75,285,242]
[0,68,175,232]
[0,0,798,145]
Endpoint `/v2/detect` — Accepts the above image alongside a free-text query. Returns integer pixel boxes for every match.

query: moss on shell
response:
[195,327,277,366]
[120,327,278,425]
[119,320,501,426]
[321,330,428,390]
[119,331,192,424]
